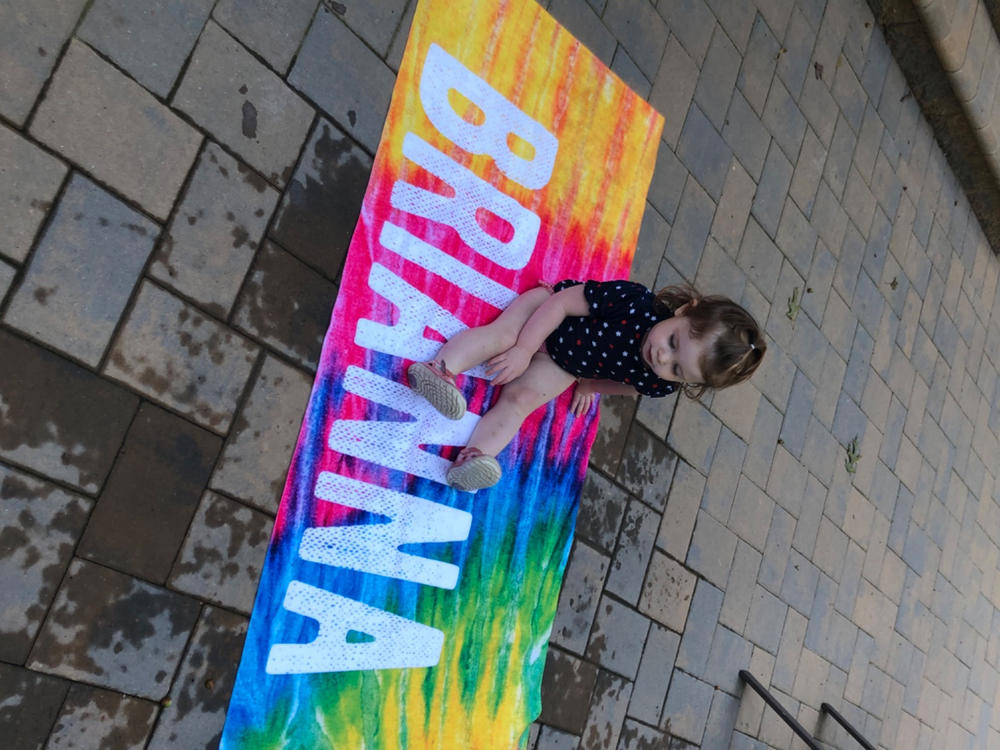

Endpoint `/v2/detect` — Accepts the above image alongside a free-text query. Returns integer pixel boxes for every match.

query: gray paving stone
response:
[744,396,781,490]
[728,475,774,552]
[655,0,715,64]
[175,21,314,186]
[700,426,745,522]
[737,218,782,301]
[694,27,740,132]
[105,281,260,432]
[0,259,15,304]
[702,624,753,696]
[771,606,807,693]
[667,397,720,475]
[28,559,200,699]
[781,549,820,616]
[150,142,279,316]
[677,104,732,202]
[628,624,679,724]
[385,0,415,72]
[289,12,394,153]
[661,670,713,744]
[710,159,756,258]
[612,46,652,100]
[580,670,632,750]
[632,204,670,289]
[762,78,806,165]
[780,371,816,458]
[0,123,67,263]
[720,540,761,633]
[765,444,807,518]
[232,240,336,370]
[575,471,627,556]
[649,36,698,149]
[751,141,793,239]
[676,580,724,674]
[540,648,599,734]
[843,323,875,402]
[832,56,868,137]
[738,15,780,117]
[638,550,696,633]
[586,595,649,679]
[723,88,771,182]
[549,0,616,68]
[535,725,577,749]
[616,425,676,512]
[213,0,319,73]
[552,539,609,655]
[799,71,838,148]
[589,395,637,478]
[775,196,817,279]
[78,0,214,98]
[47,684,157,750]
[209,355,309,513]
[647,145,687,225]
[147,606,248,750]
[269,118,373,280]
[777,7,816,98]
[0,0,87,125]
[656,461,704,561]
[687,509,737,588]
[3,174,158,366]
[31,41,202,221]
[664,175,716,281]
[0,330,138,493]
[0,465,91,663]
[606,499,661,604]
[824,115,858,202]
[169,491,271,612]
[0,663,69,750]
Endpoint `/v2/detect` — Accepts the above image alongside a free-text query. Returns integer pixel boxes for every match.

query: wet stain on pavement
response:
[270,122,371,279]
[242,101,258,139]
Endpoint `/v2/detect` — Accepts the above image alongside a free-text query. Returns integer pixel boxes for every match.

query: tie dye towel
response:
[221,0,663,746]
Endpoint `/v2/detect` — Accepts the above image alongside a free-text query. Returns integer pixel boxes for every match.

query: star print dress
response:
[544,280,678,397]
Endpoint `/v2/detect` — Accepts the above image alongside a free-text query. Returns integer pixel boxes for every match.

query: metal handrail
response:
[821,702,877,750]
[738,670,823,750]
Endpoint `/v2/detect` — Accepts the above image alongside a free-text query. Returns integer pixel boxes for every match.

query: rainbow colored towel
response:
[221,0,662,746]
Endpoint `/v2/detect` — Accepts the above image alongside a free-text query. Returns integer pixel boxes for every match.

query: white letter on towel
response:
[356,263,466,362]
[301,471,471,589]
[420,43,558,189]
[328,366,477,486]
[378,223,518,311]
[266,581,444,674]
[392,133,539,270]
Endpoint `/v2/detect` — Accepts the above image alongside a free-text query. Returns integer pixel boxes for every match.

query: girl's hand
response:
[570,380,598,416]
[486,345,533,385]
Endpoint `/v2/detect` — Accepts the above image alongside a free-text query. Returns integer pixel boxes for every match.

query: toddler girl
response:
[408,279,765,491]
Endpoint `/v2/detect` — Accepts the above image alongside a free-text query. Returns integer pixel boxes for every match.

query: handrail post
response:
[820,702,877,750]
[738,670,823,750]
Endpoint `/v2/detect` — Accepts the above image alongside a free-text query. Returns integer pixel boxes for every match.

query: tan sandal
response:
[407,360,467,420]
[447,447,502,491]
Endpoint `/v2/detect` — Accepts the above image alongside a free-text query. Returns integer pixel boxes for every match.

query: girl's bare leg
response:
[433,286,552,374]
[465,351,576,457]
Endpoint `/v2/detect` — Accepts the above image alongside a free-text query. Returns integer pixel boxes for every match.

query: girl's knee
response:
[499,381,544,416]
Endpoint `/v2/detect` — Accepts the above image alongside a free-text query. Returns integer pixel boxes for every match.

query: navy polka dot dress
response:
[545,280,678,397]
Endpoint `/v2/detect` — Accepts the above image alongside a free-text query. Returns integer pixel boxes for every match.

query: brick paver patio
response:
[2,0,1000,748]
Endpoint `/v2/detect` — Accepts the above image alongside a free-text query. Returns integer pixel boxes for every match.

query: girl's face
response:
[640,306,712,384]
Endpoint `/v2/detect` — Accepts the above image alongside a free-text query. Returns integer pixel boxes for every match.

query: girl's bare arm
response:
[488,285,590,384]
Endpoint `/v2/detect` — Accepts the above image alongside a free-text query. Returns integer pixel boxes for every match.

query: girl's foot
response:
[407,360,467,420]
[447,447,502,491]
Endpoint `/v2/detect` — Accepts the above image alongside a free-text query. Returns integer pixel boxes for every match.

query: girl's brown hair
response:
[653,284,766,399]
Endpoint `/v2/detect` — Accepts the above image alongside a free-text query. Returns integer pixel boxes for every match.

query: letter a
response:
[266,581,444,674]
[420,43,558,189]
